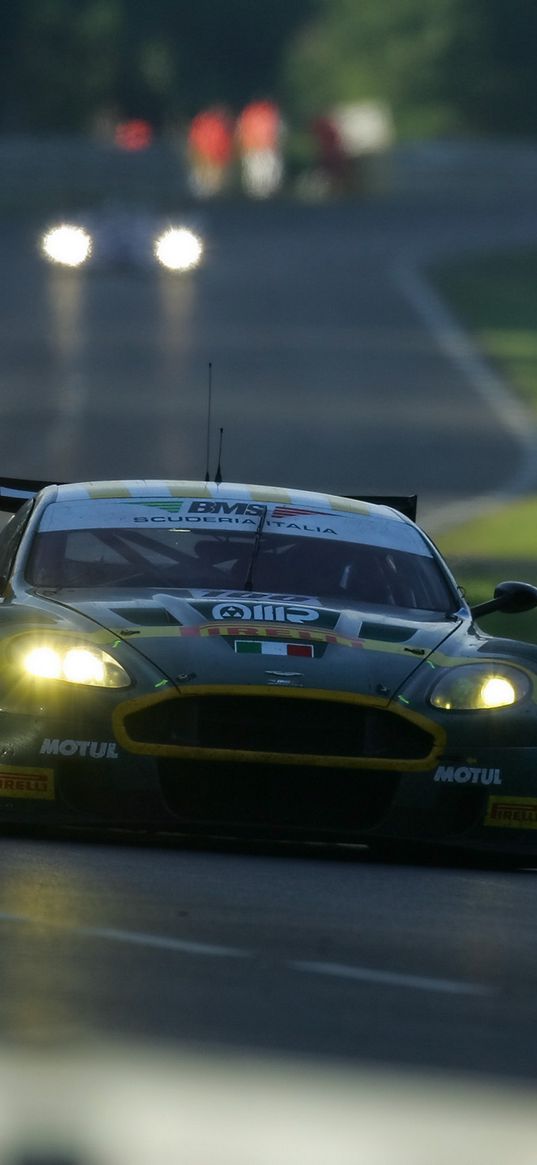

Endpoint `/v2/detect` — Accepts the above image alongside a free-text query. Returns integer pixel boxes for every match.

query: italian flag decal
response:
[234,640,314,658]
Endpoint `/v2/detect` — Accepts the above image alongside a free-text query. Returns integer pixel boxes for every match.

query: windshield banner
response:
[38,498,432,555]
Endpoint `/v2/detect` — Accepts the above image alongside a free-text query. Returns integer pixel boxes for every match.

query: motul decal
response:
[434,765,501,786]
[40,739,119,759]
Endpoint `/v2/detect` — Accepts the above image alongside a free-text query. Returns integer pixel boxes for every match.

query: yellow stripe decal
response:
[86,484,132,498]
[249,487,293,504]
[326,495,370,514]
[163,483,213,498]
[71,622,426,659]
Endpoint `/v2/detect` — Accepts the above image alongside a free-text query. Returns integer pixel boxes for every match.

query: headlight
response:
[16,639,130,688]
[153,227,203,271]
[40,224,93,267]
[430,664,531,711]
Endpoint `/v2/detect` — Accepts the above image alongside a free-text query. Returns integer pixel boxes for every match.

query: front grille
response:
[122,693,435,764]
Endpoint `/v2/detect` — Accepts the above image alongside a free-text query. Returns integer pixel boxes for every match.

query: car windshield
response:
[25,523,458,614]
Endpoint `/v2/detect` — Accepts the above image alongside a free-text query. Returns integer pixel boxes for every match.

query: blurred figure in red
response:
[311,114,350,196]
[236,99,284,198]
[187,106,234,197]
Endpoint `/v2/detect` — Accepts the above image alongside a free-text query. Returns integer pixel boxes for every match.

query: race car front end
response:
[2,599,537,855]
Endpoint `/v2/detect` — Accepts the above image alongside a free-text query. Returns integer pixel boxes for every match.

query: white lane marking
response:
[395,262,533,443]
[290,959,496,997]
[0,913,250,960]
[394,261,537,531]
[0,914,496,992]
[76,925,251,959]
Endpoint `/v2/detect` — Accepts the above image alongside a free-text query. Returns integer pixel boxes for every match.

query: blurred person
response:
[311,114,350,196]
[187,105,234,197]
[236,98,284,197]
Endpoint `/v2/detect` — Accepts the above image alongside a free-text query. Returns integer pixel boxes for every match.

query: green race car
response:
[0,476,536,855]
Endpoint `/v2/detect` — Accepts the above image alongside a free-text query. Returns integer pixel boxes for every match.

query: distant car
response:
[39,206,204,272]
[1,476,537,857]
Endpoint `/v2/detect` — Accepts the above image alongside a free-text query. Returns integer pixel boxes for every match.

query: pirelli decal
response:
[160,623,364,650]
[485,796,537,830]
[0,766,55,800]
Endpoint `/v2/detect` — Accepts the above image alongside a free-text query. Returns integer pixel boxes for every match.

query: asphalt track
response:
[2,196,537,511]
[3,194,537,1147]
[2,833,537,1081]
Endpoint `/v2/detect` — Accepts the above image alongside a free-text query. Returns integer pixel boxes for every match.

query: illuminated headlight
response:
[19,640,130,688]
[154,227,203,271]
[430,664,530,711]
[40,224,93,267]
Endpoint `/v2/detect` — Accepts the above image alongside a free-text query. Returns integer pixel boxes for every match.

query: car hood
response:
[48,589,464,704]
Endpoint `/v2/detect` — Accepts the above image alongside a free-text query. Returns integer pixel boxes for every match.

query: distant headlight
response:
[430,664,530,711]
[40,224,93,267]
[16,639,130,688]
[154,227,203,271]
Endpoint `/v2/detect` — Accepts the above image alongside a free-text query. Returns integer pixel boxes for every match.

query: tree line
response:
[1,0,535,138]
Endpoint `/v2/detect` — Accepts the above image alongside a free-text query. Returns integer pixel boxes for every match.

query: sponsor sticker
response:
[187,501,265,517]
[200,590,316,603]
[272,505,330,518]
[192,601,340,628]
[434,765,502,787]
[0,766,55,800]
[39,739,119,759]
[127,500,185,513]
[168,623,363,649]
[485,796,537,829]
[38,497,433,553]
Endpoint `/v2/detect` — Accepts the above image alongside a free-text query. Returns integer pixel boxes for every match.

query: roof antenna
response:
[215,427,224,484]
[204,362,213,482]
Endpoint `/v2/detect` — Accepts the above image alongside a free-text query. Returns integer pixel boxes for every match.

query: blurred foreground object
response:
[236,99,285,197]
[3,1044,537,1164]
[187,106,234,197]
[311,115,350,196]
[329,101,395,196]
[114,120,153,152]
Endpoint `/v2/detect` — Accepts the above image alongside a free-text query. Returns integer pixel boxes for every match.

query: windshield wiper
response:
[243,505,268,591]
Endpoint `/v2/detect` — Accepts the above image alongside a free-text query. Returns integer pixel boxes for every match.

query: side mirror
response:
[471,580,537,619]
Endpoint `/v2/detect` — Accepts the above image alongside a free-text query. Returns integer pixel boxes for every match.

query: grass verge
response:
[429,248,537,642]
[431,247,537,411]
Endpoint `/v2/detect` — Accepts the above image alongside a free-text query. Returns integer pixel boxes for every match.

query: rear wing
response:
[0,476,57,514]
[347,495,417,521]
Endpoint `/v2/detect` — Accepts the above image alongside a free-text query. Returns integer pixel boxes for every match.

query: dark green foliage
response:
[1,0,536,137]
[0,0,317,131]
[284,0,537,138]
